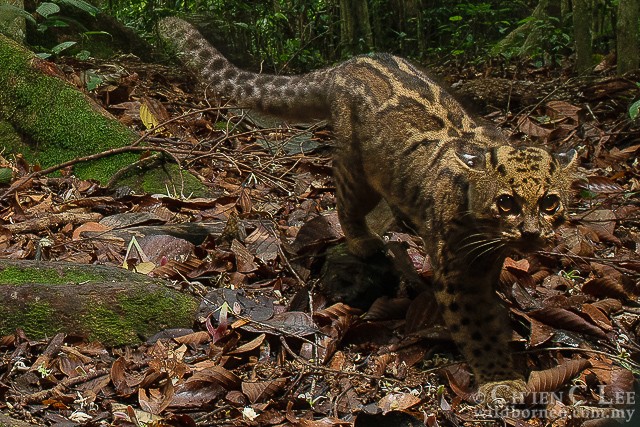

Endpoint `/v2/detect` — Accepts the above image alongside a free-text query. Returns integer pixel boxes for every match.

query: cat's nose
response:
[521,229,541,239]
[519,220,541,239]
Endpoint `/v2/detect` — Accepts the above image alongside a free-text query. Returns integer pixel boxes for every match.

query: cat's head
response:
[456,145,577,252]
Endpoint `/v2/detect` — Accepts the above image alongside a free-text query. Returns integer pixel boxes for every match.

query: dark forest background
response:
[99,0,637,75]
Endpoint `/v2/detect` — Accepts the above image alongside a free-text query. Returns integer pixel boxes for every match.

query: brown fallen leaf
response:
[576,176,624,194]
[527,358,591,393]
[231,239,258,273]
[591,298,623,315]
[139,380,174,415]
[111,356,145,397]
[241,377,287,403]
[582,277,628,300]
[378,392,421,413]
[528,307,608,339]
[581,303,613,331]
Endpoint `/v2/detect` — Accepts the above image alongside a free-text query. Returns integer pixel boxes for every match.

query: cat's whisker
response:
[461,238,503,261]
[468,242,506,266]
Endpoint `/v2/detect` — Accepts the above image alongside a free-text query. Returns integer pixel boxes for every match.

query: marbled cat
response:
[159,17,577,401]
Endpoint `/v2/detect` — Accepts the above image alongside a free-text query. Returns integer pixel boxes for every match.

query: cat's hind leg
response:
[333,155,384,258]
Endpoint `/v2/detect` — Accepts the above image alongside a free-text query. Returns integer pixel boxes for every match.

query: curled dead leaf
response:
[378,392,421,413]
[528,307,608,339]
[582,277,628,300]
[576,176,624,194]
[591,298,623,315]
[241,377,287,403]
[527,359,590,393]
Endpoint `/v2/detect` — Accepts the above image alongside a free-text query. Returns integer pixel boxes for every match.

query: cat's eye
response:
[496,195,516,214]
[540,194,561,214]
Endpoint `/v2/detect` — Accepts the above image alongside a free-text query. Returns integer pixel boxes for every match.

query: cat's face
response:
[459,146,577,253]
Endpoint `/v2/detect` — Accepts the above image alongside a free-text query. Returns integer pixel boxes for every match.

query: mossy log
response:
[0,260,198,346]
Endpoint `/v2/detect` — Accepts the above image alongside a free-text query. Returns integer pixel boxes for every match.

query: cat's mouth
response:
[509,235,548,253]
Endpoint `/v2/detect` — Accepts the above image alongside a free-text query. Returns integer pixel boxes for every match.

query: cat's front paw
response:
[476,379,528,408]
[346,234,385,258]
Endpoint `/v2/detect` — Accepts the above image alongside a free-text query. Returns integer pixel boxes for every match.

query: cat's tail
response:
[158,17,331,122]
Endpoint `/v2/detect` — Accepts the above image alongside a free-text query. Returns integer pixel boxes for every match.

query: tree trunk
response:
[339,0,372,56]
[573,0,593,74]
[492,0,551,58]
[617,0,640,74]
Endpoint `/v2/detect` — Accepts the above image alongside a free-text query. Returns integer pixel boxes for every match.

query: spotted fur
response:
[159,17,577,400]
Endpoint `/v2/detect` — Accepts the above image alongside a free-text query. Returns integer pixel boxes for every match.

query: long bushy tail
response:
[158,17,331,122]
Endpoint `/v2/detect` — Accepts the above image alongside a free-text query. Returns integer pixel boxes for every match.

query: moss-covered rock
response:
[0,34,140,183]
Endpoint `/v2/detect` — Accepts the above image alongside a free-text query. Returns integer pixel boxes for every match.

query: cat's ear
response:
[455,146,487,171]
[554,149,578,171]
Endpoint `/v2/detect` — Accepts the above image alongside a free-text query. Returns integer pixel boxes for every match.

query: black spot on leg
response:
[235,73,252,85]
[212,58,226,69]
[450,324,461,334]
[461,317,470,326]
[447,111,464,128]
[445,285,456,294]
[197,49,212,63]
[463,303,475,312]
[472,348,483,357]
[272,76,288,87]
[490,148,499,168]
[209,75,222,86]
[448,302,460,312]
[471,332,483,341]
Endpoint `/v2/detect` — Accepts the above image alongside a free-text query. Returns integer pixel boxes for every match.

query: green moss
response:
[82,290,197,345]
[114,162,214,198]
[4,301,60,337]
[0,266,101,285]
[0,120,26,155]
[0,261,198,345]
[0,34,138,184]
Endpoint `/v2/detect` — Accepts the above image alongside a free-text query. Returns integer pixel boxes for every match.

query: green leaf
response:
[273,12,287,21]
[43,18,70,28]
[85,75,103,91]
[36,2,60,18]
[54,0,100,16]
[75,50,91,60]
[449,15,463,22]
[630,100,640,119]
[82,31,112,38]
[51,41,76,55]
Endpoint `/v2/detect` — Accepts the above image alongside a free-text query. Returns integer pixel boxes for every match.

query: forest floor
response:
[0,55,639,427]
